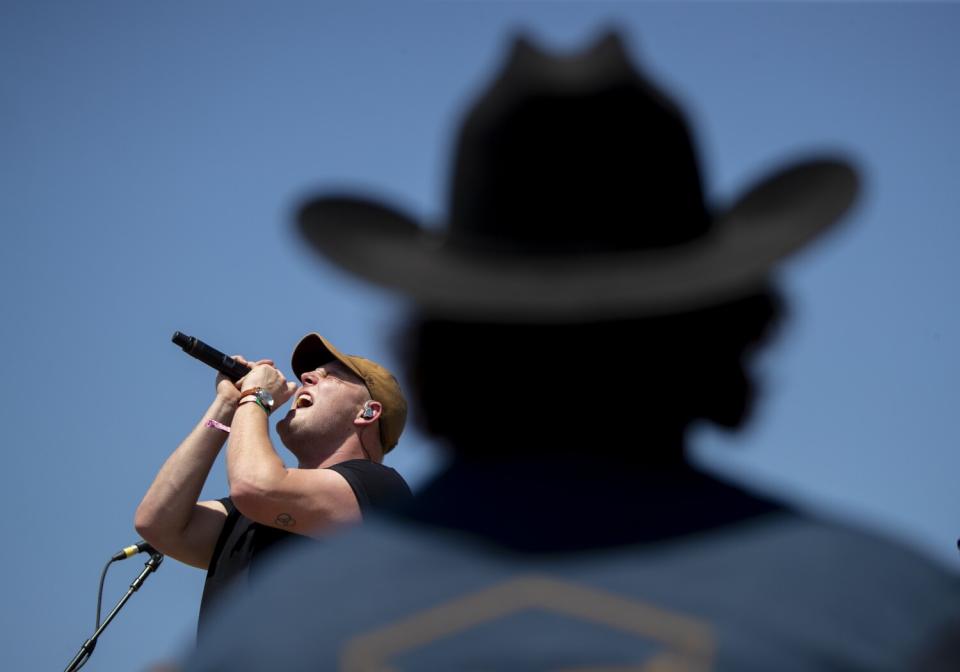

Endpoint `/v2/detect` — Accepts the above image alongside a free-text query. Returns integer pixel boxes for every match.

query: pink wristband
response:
[204,418,231,433]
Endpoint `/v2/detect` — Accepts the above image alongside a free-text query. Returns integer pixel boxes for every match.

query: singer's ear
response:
[355,401,382,425]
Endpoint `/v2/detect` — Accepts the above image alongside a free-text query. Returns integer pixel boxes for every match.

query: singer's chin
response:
[276,412,294,443]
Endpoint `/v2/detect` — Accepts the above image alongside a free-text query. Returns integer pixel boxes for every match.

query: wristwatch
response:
[238,387,274,415]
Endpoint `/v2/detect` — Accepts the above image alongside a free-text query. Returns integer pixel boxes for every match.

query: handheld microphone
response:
[111,540,158,561]
[172,331,251,382]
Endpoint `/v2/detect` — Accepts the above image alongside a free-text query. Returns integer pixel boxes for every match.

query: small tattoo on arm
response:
[275,513,296,527]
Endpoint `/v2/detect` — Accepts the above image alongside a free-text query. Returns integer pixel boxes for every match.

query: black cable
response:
[96,557,116,629]
[71,555,117,671]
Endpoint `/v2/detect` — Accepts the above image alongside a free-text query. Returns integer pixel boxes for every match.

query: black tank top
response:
[197,459,411,637]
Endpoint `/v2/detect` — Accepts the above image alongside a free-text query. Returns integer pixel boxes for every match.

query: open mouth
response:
[294,394,313,409]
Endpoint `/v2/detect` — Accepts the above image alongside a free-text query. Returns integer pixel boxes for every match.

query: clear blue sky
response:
[1,2,958,670]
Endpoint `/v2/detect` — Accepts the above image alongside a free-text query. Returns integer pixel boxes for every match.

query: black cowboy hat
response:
[297,32,858,321]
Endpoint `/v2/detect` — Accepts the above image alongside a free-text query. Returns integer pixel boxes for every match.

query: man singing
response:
[134,332,411,633]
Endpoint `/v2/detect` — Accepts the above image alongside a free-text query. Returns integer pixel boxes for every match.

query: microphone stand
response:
[64,552,164,672]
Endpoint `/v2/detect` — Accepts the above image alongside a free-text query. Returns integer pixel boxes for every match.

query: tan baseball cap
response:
[291,333,407,453]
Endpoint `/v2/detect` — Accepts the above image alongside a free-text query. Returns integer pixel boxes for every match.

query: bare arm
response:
[134,356,270,569]
[227,366,363,538]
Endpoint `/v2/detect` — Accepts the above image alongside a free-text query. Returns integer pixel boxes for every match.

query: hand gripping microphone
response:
[172,331,252,382]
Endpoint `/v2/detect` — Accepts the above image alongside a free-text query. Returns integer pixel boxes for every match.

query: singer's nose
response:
[300,368,328,385]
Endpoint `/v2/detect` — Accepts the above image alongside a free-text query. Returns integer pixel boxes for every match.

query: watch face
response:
[258,389,274,407]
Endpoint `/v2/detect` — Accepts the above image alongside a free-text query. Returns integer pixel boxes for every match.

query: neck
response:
[292,436,370,469]
[441,424,688,467]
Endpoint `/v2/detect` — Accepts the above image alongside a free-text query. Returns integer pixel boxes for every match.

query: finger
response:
[278,381,298,405]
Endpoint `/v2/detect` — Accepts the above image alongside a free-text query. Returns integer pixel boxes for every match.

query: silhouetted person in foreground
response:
[184,33,960,671]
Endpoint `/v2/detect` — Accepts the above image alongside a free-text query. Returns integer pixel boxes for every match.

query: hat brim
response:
[297,158,858,321]
[291,333,366,384]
